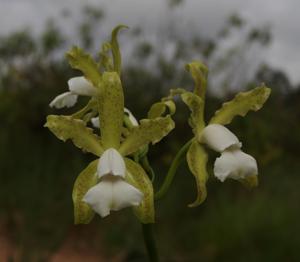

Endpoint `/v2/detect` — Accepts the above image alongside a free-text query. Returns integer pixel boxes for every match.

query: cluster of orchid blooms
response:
[45,26,270,230]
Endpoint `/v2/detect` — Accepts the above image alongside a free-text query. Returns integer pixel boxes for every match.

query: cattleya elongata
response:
[45,25,271,261]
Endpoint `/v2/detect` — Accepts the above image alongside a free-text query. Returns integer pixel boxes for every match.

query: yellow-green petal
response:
[124,158,154,224]
[186,140,208,207]
[148,100,176,119]
[209,85,271,125]
[111,25,128,75]
[97,72,124,149]
[181,91,205,137]
[72,160,98,224]
[45,115,103,156]
[119,116,175,156]
[66,46,101,87]
[185,61,208,98]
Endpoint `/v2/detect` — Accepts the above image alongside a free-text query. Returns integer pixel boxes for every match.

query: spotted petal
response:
[45,115,103,156]
[66,46,101,87]
[119,116,175,156]
[97,72,124,149]
[186,140,208,207]
[72,160,98,224]
[125,158,154,223]
[209,85,271,125]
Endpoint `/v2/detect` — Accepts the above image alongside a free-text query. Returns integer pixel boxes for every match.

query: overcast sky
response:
[0,0,299,84]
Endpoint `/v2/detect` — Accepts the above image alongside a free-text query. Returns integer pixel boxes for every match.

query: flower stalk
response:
[142,223,159,262]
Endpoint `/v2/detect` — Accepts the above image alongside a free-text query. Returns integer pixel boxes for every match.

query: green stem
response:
[142,223,159,262]
[141,156,156,182]
[155,139,192,200]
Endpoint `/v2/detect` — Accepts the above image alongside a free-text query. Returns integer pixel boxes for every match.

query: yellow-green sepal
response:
[45,115,103,156]
[147,100,176,119]
[99,42,114,72]
[72,160,98,224]
[119,116,175,156]
[209,85,271,125]
[111,24,128,75]
[181,91,205,137]
[97,72,124,149]
[66,46,101,87]
[186,139,208,207]
[185,61,208,98]
[124,158,154,224]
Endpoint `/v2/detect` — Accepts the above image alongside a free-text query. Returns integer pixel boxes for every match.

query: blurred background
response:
[0,0,299,261]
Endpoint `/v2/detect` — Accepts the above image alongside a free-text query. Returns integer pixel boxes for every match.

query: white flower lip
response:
[49,92,78,109]
[201,124,241,152]
[214,149,258,182]
[68,76,97,96]
[83,176,143,217]
[98,148,126,178]
[124,108,139,126]
[49,76,96,109]
[91,117,100,128]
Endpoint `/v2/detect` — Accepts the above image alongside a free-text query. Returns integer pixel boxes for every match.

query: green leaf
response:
[97,72,124,149]
[186,140,208,207]
[148,100,176,119]
[72,160,98,224]
[111,25,128,75]
[66,46,101,87]
[45,115,103,156]
[185,61,208,98]
[209,85,271,125]
[119,116,175,156]
[124,158,154,223]
[181,91,205,137]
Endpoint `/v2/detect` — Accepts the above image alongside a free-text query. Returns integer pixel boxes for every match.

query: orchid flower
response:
[45,45,175,224]
[201,124,258,182]
[49,76,96,109]
[157,62,270,207]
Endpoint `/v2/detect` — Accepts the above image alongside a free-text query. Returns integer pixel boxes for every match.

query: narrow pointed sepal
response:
[209,85,271,125]
[66,46,101,87]
[97,72,124,149]
[186,140,208,207]
[181,91,205,136]
[185,61,208,98]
